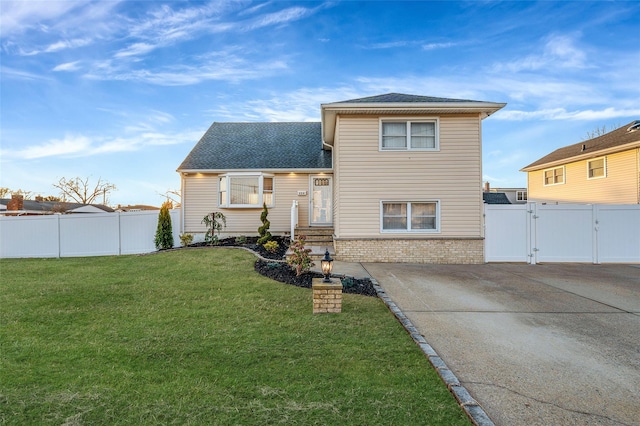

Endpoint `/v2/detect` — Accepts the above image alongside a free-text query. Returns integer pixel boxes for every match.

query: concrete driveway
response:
[362,263,640,426]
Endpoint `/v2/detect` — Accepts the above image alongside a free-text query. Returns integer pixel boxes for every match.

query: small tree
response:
[257,202,272,245]
[154,201,174,250]
[287,235,314,276]
[202,211,226,245]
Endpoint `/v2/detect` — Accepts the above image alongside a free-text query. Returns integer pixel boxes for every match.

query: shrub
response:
[257,203,272,245]
[235,235,248,245]
[286,235,314,276]
[179,233,194,247]
[202,211,226,246]
[263,240,279,254]
[154,201,174,250]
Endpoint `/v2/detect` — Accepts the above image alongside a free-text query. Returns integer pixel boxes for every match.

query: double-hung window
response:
[381,120,438,151]
[516,190,527,201]
[381,201,439,232]
[587,157,606,179]
[219,173,274,208]
[543,166,565,186]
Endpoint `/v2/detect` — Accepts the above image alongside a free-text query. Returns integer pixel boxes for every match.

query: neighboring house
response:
[178,93,505,263]
[0,195,114,215]
[482,182,527,204]
[483,192,511,204]
[521,121,640,204]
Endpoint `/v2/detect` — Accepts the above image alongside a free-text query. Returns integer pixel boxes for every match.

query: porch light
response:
[321,249,333,283]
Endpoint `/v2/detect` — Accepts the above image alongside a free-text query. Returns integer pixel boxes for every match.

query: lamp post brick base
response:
[312,278,343,314]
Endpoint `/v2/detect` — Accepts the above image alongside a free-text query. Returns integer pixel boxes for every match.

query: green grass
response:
[0,249,469,425]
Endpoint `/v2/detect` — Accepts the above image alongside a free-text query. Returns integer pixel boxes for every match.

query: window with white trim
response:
[380,120,438,150]
[516,190,527,201]
[219,174,274,208]
[543,166,565,186]
[587,157,606,179]
[381,201,439,232]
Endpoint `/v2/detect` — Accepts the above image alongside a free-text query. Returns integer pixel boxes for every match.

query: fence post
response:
[592,204,599,264]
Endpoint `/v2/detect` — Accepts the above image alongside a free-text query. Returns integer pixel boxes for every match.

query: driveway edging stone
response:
[370,276,495,426]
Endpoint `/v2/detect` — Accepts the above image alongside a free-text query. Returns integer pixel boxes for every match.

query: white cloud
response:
[0,0,85,35]
[0,65,52,81]
[495,107,640,121]
[491,34,588,73]
[114,42,156,58]
[422,42,455,50]
[243,6,316,31]
[52,61,81,72]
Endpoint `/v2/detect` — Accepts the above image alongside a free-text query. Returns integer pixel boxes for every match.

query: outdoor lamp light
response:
[321,249,333,283]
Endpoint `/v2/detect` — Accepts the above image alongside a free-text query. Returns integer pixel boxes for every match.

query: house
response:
[178,93,505,263]
[0,195,115,215]
[521,121,640,204]
[482,182,527,204]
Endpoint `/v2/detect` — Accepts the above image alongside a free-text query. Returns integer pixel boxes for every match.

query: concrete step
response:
[286,245,334,261]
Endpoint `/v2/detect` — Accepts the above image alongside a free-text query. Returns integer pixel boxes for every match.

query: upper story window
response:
[587,157,606,179]
[219,173,274,208]
[516,190,527,201]
[380,119,439,151]
[544,166,565,186]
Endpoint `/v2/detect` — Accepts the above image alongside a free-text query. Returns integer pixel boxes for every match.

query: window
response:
[543,166,565,186]
[516,190,527,201]
[588,157,606,179]
[381,201,439,232]
[219,174,274,208]
[381,120,438,150]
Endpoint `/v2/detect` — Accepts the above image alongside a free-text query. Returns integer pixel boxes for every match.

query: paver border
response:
[370,277,495,426]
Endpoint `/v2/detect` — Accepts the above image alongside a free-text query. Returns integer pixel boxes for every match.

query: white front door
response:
[310,175,333,226]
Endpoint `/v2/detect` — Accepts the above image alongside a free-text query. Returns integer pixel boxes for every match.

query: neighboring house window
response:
[543,166,565,186]
[380,120,438,150]
[219,174,274,208]
[381,201,439,232]
[516,190,527,201]
[587,157,606,179]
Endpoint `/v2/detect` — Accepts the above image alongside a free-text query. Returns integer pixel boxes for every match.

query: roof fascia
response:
[177,168,333,174]
[321,101,506,144]
[520,141,640,172]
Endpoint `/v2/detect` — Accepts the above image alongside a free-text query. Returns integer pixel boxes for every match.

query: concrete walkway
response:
[361,263,640,426]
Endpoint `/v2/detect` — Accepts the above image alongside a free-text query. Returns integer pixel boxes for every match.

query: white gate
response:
[484,203,640,264]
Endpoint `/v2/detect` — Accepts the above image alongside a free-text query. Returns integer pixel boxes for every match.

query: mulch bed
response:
[189,236,377,297]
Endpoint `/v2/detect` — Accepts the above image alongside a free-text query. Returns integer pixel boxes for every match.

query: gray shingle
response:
[334,92,483,104]
[522,120,640,170]
[178,122,331,171]
[483,193,512,204]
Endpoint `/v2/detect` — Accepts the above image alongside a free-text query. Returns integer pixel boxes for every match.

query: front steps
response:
[288,227,334,260]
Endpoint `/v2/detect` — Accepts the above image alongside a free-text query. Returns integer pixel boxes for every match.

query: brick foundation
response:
[312,278,343,314]
[334,238,484,264]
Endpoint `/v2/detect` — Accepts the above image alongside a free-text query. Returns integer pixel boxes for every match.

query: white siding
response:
[182,173,315,236]
[334,114,483,238]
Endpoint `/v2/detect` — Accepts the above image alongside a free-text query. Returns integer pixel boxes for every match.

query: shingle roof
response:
[0,199,114,212]
[334,92,483,104]
[178,122,331,171]
[483,192,512,204]
[522,120,640,171]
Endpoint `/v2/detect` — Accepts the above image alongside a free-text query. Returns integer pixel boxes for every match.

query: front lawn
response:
[0,249,469,425]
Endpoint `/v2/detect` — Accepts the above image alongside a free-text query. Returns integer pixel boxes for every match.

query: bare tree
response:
[160,188,181,206]
[583,123,621,140]
[52,177,117,205]
[0,187,33,199]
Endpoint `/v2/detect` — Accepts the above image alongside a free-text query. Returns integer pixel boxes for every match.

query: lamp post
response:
[321,249,333,283]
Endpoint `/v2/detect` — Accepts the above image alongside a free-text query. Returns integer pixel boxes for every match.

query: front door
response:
[310,175,333,226]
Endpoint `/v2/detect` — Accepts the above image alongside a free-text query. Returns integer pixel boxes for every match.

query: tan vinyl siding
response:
[182,172,314,235]
[334,114,483,238]
[528,149,640,204]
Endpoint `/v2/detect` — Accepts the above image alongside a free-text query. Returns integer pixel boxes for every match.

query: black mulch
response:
[188,236,377,297]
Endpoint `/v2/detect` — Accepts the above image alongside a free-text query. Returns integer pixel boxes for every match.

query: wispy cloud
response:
[490,34,588,73]
[52,61,81,72]
[423,42,455,50]
[495,107,640,121]
[0,66,53,81]
[0,0,85,35]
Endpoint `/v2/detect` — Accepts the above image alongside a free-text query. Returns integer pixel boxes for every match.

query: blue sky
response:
[1,0,639,207]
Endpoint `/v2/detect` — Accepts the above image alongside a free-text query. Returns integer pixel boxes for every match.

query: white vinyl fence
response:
[485,203,640,264]
[0,210,180,258]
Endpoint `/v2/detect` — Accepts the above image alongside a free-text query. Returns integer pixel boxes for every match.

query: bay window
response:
[219,173,274,208]
[382,201,439,232]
